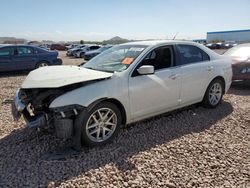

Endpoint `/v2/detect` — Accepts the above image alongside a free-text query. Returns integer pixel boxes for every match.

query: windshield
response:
[83,44,147,72]
[224,45,250,57]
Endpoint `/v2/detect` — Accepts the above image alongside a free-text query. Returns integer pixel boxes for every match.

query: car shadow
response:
[0,101,233,187]
[0,71,29,78]
[228,81,250,96]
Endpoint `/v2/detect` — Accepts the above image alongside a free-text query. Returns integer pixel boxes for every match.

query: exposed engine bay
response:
[12,80,101,139]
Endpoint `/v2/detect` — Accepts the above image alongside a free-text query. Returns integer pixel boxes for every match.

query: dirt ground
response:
[0,51,249,187]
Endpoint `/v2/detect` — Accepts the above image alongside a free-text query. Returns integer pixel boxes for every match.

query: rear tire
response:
[76,102,122,147]
[202,79,224,108]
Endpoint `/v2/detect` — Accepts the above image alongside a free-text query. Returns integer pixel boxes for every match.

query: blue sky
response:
[1,0,250,41]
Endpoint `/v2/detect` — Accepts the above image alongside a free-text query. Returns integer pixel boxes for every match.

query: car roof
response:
[0,44,14,47]
[120,40,198,47]
[0,44,45,50]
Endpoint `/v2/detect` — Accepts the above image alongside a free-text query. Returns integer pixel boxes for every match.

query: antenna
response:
[173,32,179,40]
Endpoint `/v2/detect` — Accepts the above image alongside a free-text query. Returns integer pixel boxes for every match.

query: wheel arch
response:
[36,60,50,67]
[202,75,226,102]
[88,98,127,125]
[201,76,226,108]
[210,76,226,94]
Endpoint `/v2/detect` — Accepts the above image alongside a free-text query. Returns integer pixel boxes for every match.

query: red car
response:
[224,43,250,81]
[50,44,67,51]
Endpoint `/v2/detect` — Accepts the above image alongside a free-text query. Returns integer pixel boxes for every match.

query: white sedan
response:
[12,40,232,147]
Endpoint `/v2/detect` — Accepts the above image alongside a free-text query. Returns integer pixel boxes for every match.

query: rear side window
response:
[0,47,14,56]
[17,47,34,55]
[202,50,210,61]
[35,48,47,54]
[176,45,210,65]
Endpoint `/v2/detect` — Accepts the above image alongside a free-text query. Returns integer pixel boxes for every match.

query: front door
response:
[129,45,181,121]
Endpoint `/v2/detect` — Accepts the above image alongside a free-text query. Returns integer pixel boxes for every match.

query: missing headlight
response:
[52,104,85,119]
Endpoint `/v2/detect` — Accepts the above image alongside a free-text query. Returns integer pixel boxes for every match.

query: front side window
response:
[177,45,209,65]
[17,47,34,55]
[0,47,14,56]
[83,45,147,72]
[131,46,174,77]
[140,46,174,70]
[90,46,100,50]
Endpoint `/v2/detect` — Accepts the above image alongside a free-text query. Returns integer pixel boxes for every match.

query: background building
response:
[207,29,250,43]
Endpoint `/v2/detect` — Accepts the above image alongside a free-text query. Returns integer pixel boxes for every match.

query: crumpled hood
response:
[21,66,113,88]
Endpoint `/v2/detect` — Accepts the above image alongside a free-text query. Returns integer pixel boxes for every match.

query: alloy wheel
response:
[39,63,48,67]
[209,82,222,106]
[86,108,117,142]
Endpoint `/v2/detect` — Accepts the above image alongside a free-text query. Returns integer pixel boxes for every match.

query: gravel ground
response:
[58,51,85,66]
[0,57,249,187]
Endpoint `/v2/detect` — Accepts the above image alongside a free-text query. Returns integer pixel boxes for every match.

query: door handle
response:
[207,66,214,71]
[169,74,179,80]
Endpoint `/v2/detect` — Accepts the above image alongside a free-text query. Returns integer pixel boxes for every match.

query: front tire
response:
[77,102,122,147]
[36,61,49,68]
[203,79,224,108]
[80,52,85,58]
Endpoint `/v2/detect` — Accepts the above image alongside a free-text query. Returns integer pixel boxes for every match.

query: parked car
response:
[38,44,50,51]
[224,43,250,81]
[66,45,86,56]
[50,44,66,51]
[206,43,222,49]
[74,45,100,58]
[0,45,62,72]
[222,42,237,49]
[12,40,232,148]
[65,44,80,50]
[84,45,113,60]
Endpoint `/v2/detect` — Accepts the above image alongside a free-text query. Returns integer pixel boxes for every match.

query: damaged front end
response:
[12,86,85,139]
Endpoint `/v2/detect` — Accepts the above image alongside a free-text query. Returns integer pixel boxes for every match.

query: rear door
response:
[12,46,38,70]
[175,44,211,105]
[0,46,16,72]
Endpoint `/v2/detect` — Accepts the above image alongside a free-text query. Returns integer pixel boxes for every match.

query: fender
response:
[49,74,132,123]
[49,79,112,108]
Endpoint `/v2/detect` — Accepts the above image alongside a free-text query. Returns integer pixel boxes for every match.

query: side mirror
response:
[137,65,154,75]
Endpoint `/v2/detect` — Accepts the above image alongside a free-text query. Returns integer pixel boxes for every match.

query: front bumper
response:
[74,53,81,58]
[232,63,250,81]
[53,58,63,65]
[233,74,250,81]
[66,51,72,56]
[84,54,94,60]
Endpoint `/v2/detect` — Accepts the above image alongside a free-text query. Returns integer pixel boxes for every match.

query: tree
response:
[80,40,84,44]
